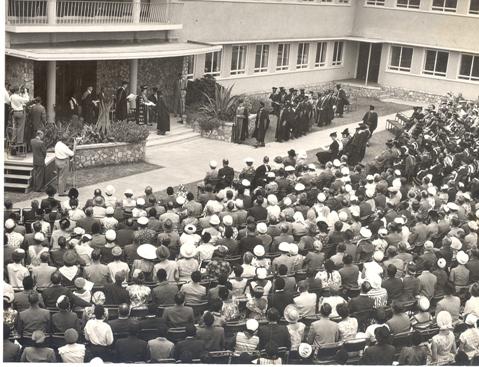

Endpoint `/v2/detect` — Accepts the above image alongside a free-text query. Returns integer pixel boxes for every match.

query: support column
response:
[46,61,56,123]
[365,43,372,87]
[130,59,138,94]
[47,0,57,25]
[132,0,141,23]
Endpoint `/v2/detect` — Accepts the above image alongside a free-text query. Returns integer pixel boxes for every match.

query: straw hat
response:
[223,215,233,226]
[184,224,197,234]
[418,296,430,311]
[209,215,220,226]
[360,227,372,239]
[137,216,148,226]
[278,242,290,252]
[457,251,469,265]
[180,243,197,259]
[437,258,447,269]
[105,230,116,242]
[256,268,268,280]
[256,222,267,234]
[137,244,157,260]
[298,343,313,359]
[284,304,301,323]
[246,319,259,332]
[254,245,265,257]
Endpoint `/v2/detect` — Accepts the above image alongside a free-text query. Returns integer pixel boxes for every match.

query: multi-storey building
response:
[5,0,479,122]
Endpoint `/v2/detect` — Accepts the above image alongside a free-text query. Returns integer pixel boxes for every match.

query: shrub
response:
[243,94,271,114]
[186,75,216,105]
[200,83,238,121]
[108,120,149,144]
[198,116,222,135]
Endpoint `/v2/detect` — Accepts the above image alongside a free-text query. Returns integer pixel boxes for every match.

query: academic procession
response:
[4,0,479,365]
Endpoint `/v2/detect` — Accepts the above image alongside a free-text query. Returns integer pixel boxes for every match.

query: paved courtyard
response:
[10,103,413,208]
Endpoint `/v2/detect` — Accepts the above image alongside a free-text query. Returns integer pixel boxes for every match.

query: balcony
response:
[6,0,183,33]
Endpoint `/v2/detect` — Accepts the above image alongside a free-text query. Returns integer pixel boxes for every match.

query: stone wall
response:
[5,56,34,93]
[74,141,145,169]
[96,60,130,101]
[138,57,183,111]
[96,57,183,111]
[192,121,234,143]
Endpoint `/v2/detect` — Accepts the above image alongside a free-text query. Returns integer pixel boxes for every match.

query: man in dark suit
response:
[109,303,133,334]
[218,159,234,189]
[257,308,291,350]
[81,86,96,124]
[254,156,271,187]
[253,102,270,147]
[104,273,130,305]
[29,97,46,133]
[173,324,207,361]
[115,81,128,121]
[30,130,46,192]
[269,278,294,315]
[114,320,148,362]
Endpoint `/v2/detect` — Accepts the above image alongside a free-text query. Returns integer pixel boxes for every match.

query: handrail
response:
[7,0,183,25]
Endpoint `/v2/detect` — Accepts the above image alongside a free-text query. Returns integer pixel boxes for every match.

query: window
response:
[231,45,247,75]
[470,0,479,14]
[397,0,420,8]
[254,44,269,73]
[315,42,327,67]
[277,43,290,71]
[186,55,195,80]
[338,0,350,3]
[205,51,221,77]
[297,43,309,69]
[332,41,344,66]
[320,0,333,2]
[366,0,385,5]
[388,46,413,72]
[423,50,449,77]
[458,54,479,81]
[432,0,457,12]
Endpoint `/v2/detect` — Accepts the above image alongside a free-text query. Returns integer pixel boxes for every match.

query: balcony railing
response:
[7,0,183,25]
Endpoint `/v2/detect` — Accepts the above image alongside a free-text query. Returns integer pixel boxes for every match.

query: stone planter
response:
[192,121,235,143]
[74,141,146,169]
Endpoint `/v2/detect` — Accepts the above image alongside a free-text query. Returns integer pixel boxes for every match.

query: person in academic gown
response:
[115,81,128,121]
[155,90,170,135]
[253,102,270,147]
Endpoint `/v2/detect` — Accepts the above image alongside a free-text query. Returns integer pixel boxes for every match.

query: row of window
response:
[366,0,479,14]
[188,41,345,78]
[389,46,479,81]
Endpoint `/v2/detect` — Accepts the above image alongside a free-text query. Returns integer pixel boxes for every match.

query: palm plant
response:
[200,83,238,121]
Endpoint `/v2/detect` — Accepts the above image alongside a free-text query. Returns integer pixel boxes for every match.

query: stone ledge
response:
[75,141,146,169]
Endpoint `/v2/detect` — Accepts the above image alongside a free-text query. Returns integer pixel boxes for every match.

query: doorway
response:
[356,42,382,83]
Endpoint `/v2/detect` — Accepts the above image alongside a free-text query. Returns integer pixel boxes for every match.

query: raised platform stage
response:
[4,153,56,193]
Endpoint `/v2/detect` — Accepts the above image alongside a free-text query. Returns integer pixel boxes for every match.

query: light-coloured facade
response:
[182,0,479,98]
[5,0,479,123]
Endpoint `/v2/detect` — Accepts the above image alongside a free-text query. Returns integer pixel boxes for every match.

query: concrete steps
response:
[146,125,201,147]
[4,164,32,193]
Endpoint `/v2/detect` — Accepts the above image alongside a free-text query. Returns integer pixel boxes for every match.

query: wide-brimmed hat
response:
[32,330,46,344]
[256,267,268,280]
[137,216,148,226]
[418,296,430,311]
[437,258,447,269]
[209,215,220,226]
[184,224,197,234]
[223,215,233,226]
[278,242,290,252]
[105,185,115,196]
[254,245,265,257]
[137,244,157,260]
[360,227,372,239]
[256,222,267,234]
[298,343,313,359]
[246,319,259,332]
[64,328,79,344]
[180,243,197,259]
[289,243,299,256]
[457,251,469,265]
[105,230,116,241]
[284,304,301,323]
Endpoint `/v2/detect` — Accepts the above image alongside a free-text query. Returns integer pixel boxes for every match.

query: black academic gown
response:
[253,107,270,144]
[156,96,170,133]
[115,87,128,121]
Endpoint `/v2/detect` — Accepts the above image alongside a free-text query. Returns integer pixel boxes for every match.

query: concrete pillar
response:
[132,0,141,23]
[130,59,138,94]
[47,0,57,25]
[5,0,9,25]
[46,61,56,123]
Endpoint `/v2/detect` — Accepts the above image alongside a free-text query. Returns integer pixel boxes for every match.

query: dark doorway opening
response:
[356,42,382,83]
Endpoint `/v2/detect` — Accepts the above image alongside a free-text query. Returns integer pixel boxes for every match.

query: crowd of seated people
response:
[3,92,479,364]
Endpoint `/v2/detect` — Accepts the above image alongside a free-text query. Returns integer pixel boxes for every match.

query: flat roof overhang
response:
[5,41,222,61]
